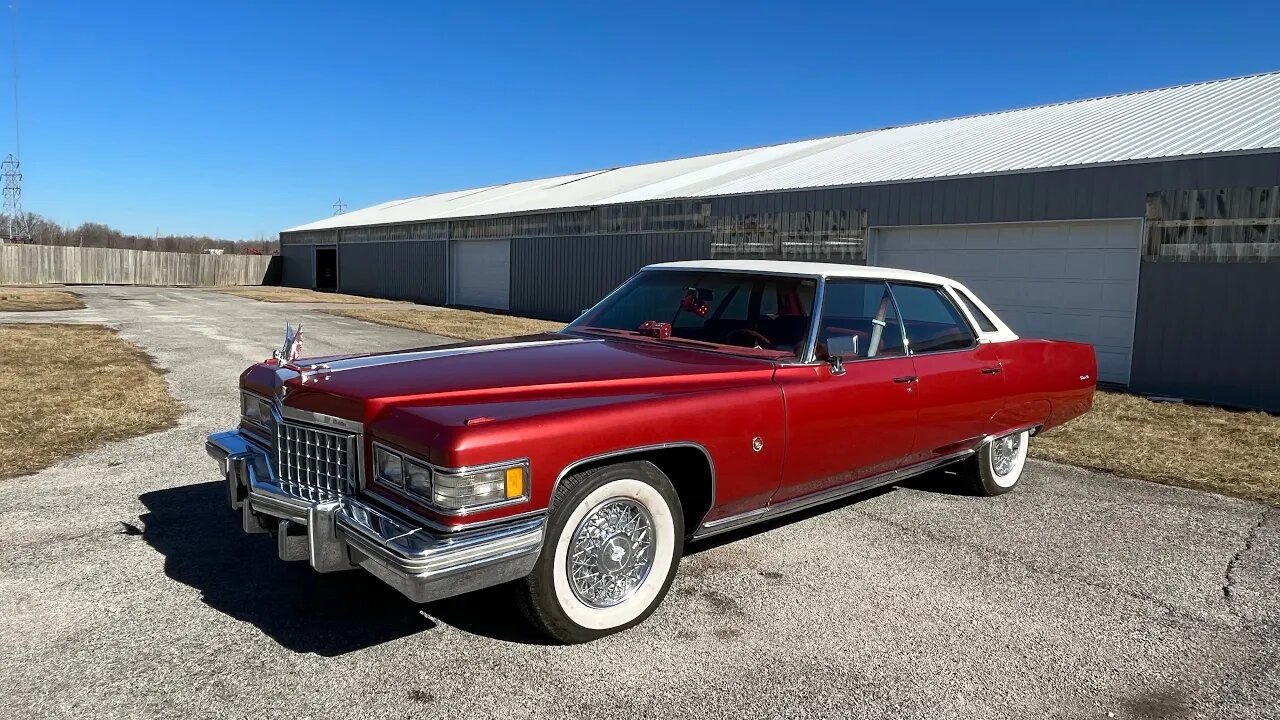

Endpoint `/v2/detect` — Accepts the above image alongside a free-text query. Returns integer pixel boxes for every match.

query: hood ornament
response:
[269,322,330,384]
[272,323,304,365]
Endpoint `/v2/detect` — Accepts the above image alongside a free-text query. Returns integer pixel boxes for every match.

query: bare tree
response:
[0,212,280,254]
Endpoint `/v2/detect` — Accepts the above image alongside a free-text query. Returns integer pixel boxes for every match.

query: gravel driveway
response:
[1,286,1276,719]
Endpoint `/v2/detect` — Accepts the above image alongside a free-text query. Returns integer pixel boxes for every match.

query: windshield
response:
[567,270,818,358]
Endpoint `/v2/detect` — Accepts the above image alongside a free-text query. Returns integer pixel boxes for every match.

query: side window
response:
[888,283,976,354]
[816,280,905,360]
[956,290,998,333]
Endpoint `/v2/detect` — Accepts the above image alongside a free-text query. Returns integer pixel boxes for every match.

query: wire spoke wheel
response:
[566,498,655,608]
[991,433,1023,477]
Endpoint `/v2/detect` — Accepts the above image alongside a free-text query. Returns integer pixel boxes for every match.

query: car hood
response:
[241,332,777,422]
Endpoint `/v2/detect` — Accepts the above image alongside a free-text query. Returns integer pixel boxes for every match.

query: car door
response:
[887,282,1007,467]
[772,279,919,504]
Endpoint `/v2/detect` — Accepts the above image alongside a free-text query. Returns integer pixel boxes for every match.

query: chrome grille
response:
[275,421,358,496]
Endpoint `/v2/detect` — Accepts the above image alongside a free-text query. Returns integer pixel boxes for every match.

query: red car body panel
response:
[240,326,1095,534]
[905,342,1010,465]
[772,358,918,503]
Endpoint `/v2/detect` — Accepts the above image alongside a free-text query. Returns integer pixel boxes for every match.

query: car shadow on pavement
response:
[139,481,554,652]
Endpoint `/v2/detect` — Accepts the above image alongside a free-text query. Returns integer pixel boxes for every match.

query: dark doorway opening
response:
[315,247,338,291]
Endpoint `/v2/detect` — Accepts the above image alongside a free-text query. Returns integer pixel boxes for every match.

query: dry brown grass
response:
[0,287,85,311]
[216,286,395,304]
[1034,390,1280,505]
[325,306,563,341]
[0,324,182,479]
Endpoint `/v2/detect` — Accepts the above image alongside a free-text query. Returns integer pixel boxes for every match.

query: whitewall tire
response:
[518,461,684,643]
[964,429,1030,496]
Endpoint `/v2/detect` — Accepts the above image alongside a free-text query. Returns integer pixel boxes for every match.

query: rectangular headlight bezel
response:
[370,441,529,515]
[240,391,275,432]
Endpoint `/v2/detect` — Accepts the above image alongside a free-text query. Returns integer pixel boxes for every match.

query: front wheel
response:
[517,460,684,643]
[961,429,1030,496]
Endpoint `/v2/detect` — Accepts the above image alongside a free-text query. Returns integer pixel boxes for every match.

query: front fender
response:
[365,385,786,530]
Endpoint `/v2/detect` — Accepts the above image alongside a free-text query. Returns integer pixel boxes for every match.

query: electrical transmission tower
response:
[332,198,347,215]
[1,154,27,241]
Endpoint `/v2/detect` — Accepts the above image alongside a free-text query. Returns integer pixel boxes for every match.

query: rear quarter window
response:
[956,290,998,333]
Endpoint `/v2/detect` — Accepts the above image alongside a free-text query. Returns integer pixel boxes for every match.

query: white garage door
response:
[872,220,1141,384]
[450,239,510,310]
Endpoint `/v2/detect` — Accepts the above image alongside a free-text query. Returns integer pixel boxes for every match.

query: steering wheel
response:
[726,328,774,350]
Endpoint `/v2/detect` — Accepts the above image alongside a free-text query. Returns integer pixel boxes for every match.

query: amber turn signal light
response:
[505,466,525,499]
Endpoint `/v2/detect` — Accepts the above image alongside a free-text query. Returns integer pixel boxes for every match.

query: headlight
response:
[404,459,432,496]
[241,392,273,426]
[371,443,526,512]
[432,465,526,510]
[374,446,403,487]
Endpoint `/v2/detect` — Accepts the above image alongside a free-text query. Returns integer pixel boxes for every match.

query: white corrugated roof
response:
[287,72,1280,232]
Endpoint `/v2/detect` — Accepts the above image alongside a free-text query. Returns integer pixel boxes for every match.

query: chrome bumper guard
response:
[205,430,544,603]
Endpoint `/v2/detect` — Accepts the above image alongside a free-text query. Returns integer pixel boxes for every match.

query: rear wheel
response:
[961,429,1030,496]
[517,461,683,643]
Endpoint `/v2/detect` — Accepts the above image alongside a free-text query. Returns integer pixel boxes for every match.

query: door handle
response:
[892,375,918,383]
[980,367,1002,375]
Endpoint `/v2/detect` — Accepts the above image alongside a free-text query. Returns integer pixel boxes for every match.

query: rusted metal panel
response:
[1145,186,1280,260]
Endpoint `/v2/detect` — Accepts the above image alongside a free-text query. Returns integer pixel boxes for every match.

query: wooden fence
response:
[0,244,278,286]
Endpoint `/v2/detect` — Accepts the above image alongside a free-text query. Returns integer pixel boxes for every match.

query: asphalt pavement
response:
[0,286,1276,720]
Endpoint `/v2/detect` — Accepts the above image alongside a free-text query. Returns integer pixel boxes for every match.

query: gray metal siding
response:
[711,153,1280,227]
[281,244,314,288]
[1130,261,1280,411]
[336,241,447,305]
[511,232,711,320]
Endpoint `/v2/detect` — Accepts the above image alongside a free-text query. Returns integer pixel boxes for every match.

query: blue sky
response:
[2,1,1275,240]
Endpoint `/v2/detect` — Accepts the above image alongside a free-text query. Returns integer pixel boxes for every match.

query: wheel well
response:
[560,446,714,536]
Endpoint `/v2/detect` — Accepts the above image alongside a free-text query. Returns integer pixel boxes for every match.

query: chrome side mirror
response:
[828,355,846,376]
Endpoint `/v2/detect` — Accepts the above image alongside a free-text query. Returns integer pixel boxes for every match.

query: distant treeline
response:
[0,212,279,255]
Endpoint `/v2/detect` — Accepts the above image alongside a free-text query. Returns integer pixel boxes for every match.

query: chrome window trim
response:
[946,285,998,335]
[369,440,531,516]
[798,276,827,364]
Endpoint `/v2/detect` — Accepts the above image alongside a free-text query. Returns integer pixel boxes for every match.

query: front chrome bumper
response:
[205,430,544,603]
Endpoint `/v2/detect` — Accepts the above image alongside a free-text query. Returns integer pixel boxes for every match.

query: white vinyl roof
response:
[647,259,955,285]
[287,71,1280,233]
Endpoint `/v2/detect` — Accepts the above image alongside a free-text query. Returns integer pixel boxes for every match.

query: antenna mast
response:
[332,198,347,215]
[3,0,29,242]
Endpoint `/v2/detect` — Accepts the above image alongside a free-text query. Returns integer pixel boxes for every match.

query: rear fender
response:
[995,339,1097,433]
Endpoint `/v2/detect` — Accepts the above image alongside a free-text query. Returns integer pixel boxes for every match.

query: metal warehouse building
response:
[281,72,1280,411]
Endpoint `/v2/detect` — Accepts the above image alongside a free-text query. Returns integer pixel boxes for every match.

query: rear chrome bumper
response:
[205,430,544,603]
